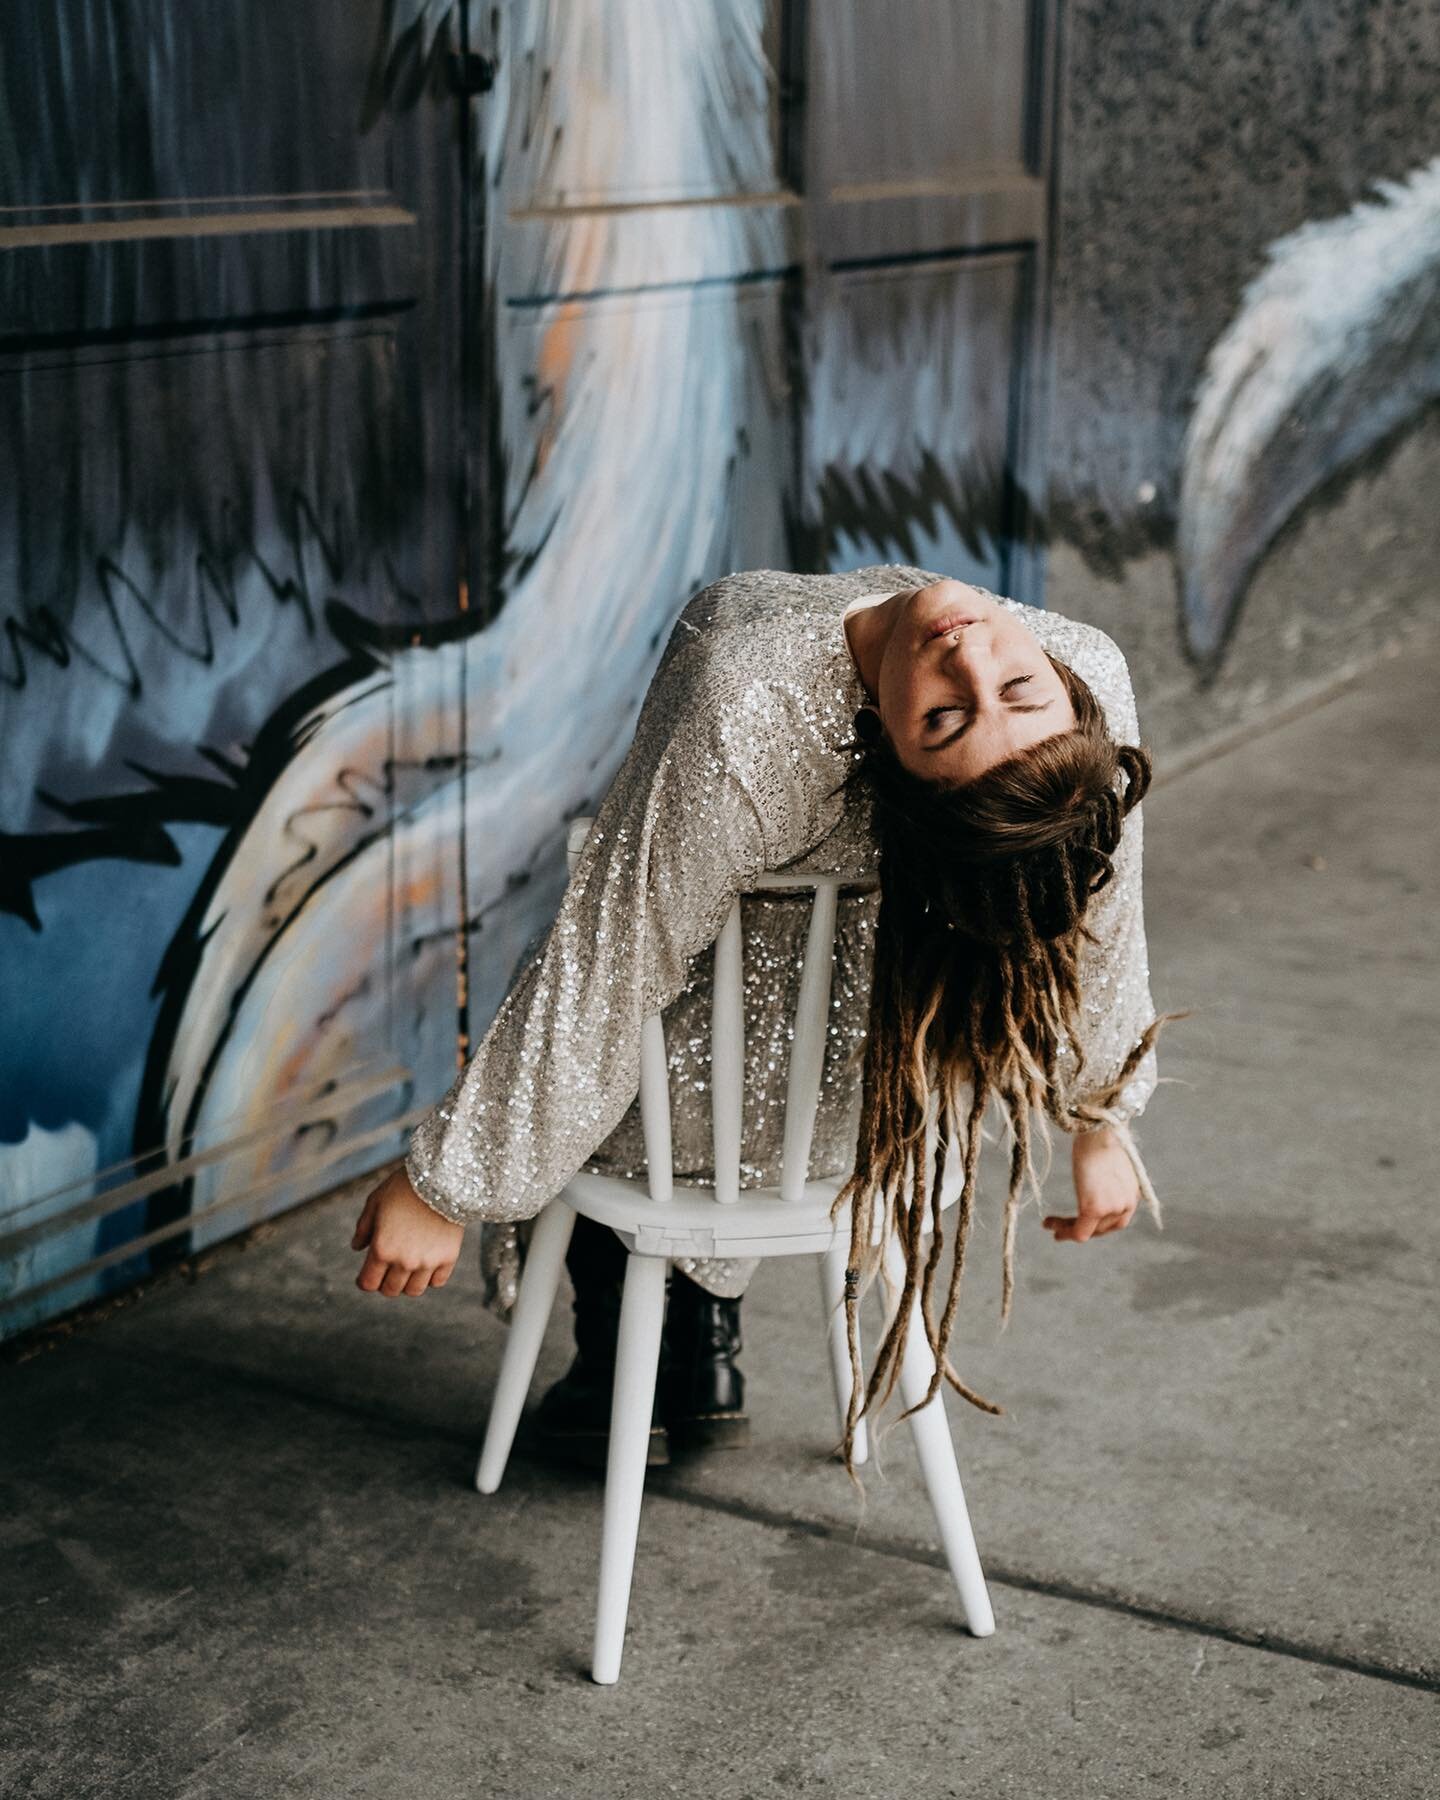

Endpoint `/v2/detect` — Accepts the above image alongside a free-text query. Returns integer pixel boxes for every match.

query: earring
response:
[852,705,883,746]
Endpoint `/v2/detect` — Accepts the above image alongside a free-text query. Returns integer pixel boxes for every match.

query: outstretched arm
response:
[1043,649,1162,1244]
[353,652,784,1295]
[405,723,772,1220]
[1042,802,1159,1243]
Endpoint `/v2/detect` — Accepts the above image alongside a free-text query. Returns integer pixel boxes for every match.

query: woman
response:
[351,565,1169,1470]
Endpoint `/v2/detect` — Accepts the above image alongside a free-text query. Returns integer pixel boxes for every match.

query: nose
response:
[940,623,991,669]
[936,627,998,704]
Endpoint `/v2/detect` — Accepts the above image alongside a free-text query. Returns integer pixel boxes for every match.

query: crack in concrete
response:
[108,1341,1440,1698]
[645,1478,1440,1697]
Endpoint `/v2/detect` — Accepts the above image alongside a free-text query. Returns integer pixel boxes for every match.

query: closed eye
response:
[924,673,1051,749]
[924,674,1034,730]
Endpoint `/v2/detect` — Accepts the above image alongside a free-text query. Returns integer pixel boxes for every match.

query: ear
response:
[852,705,884,746]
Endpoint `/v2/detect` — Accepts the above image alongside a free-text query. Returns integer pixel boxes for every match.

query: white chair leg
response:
[475,1200,575,1495]
[591,1251,668,1685]
[886,1239,995,1638]
[818,1238,868,1466]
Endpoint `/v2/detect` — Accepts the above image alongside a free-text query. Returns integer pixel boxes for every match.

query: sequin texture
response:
[404,565,1159,1302]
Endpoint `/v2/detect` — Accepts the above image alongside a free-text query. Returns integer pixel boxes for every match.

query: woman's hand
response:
[1042,1126,1139,1243]
[351,1164,465,1297]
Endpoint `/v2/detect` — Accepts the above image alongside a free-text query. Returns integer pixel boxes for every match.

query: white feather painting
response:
[1179,155,1440,661]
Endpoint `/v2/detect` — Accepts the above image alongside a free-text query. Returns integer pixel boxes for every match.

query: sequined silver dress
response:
[404,565,1159,1313]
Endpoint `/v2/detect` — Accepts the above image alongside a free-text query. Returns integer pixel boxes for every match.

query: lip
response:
[925,612,980,641]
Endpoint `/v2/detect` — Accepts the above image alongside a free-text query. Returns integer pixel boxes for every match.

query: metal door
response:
[0,5,470,1330]
[449,0,1058,1056]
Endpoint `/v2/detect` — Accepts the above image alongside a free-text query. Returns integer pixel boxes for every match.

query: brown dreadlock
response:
[832,653,1172,1475]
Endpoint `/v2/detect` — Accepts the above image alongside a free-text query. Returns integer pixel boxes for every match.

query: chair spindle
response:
[638,1013,674,1204]
[711,899,744,1205]
[779,879,839,1203]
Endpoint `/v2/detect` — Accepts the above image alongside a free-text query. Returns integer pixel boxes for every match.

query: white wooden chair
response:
[476,817,994,1683]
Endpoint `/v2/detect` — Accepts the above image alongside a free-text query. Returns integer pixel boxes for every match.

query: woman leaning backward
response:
[351,565,1174,1471]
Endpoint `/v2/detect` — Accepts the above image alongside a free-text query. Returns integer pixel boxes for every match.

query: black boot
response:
[533,1215,669,1470]
[662,1271,751,1452]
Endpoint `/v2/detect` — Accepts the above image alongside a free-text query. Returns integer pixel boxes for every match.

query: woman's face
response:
[874,580,1076,785]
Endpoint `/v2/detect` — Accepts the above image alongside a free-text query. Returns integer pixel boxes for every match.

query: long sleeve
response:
[402,649,786,1227]
[1049,635,1163,1218]
[1063,789,1158,1124]
[1026,613,1159,1128]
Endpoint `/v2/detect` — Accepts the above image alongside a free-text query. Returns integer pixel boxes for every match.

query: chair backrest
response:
[567,815,871,1206]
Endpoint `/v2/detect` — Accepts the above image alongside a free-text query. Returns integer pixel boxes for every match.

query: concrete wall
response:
[1044,0,1440,758]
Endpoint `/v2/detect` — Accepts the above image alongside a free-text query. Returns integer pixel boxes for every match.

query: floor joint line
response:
[650,1479,1440,1695]
[106,1342,1440,1697]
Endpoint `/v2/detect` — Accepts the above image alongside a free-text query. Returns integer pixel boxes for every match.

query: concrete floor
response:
[3,640,1438,1799]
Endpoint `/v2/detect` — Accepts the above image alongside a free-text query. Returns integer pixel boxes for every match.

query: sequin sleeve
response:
[1068,796,1157,1121]
[401,648,786,1226]
[1057,639,1159,1126]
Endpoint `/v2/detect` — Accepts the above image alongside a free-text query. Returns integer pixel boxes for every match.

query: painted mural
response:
[4,1,1431,1338]
[0,0,1053,1335]
[0,2,467,1331]
[1045,0,1440,740]
[1179,154,1440,662]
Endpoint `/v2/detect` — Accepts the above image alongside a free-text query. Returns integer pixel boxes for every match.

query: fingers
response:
[1042,1206,1136,1243]
[1042,1214,1097,1242]
[352,1184,464,1297]
[356,1252,452,1297]
[355,1246,390,1292]
[379,1260,411,1297]
[350,1190,378,1251]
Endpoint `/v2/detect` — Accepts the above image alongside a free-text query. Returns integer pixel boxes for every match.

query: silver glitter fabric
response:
[405,565,1159,1308]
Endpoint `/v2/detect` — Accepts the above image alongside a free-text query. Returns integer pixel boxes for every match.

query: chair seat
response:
[563,1161,965,1262]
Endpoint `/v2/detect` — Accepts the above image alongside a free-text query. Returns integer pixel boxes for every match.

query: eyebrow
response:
[925,699,1053,754]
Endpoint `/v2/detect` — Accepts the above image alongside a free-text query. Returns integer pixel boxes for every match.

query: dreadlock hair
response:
[831,652,1172,1477]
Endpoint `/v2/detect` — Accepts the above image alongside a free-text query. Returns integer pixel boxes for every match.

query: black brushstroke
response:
[808,446,1046,594]
[360,0,459,129]
[1048,491,1177,587]
[0,490,415,694]
[0,772,249,932]
[0,487,435,927]
[0,819,182,934]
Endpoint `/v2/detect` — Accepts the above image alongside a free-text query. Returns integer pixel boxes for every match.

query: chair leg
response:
[818,1238,868,1466]
[885,1239,995,1638]
[591,1251,668,1685]
[475,1200,576,1495]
